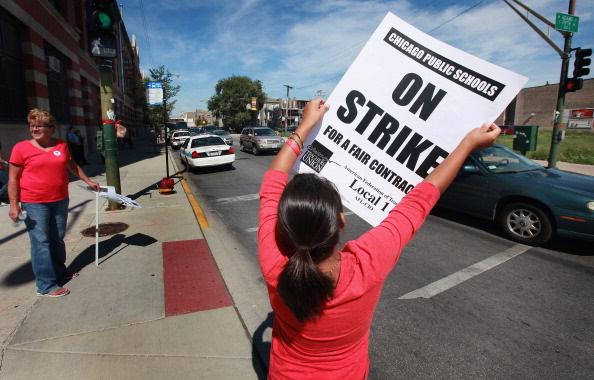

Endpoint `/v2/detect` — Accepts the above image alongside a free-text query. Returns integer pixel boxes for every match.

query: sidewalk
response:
[0,136,267,380]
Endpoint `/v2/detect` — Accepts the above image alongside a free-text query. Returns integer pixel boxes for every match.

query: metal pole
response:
[99,62,122,211]
[95,190,99,266]
[283,84,292,134]
[548,0,575,168]
[163,97,170,178]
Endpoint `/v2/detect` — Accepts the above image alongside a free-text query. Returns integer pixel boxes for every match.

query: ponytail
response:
[277,248,334,322]
[275,173,343,322]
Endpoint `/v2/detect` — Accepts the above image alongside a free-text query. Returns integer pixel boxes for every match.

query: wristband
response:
[285,138,302,156]
[290,132,304,149]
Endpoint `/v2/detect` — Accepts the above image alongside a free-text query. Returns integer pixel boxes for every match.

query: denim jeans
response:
[22,198,69,294]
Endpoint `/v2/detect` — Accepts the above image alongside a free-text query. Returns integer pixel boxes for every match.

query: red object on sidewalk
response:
[158,177,175,194]
[163,239,232,316]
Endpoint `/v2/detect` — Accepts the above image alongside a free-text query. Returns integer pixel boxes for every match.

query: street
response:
[175,145,594,379]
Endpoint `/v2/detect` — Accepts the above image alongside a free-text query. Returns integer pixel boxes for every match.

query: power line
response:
[138,0,155,67]
[428,0,487,33]
[288,0,490,92]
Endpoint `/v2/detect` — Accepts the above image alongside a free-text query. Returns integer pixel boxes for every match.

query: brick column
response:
[21,28,49,110]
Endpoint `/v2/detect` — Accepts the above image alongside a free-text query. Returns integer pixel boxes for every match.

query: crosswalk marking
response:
[215,193,259,204]
[398,244,531,300]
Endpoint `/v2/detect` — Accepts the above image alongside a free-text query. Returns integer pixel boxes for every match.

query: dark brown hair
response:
[276,173,343,322]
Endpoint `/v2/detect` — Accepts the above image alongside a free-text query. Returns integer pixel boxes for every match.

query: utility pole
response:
[89,0,122,210]
[549,13,572,169]
[504,0,580,168]
[283,84,292,134]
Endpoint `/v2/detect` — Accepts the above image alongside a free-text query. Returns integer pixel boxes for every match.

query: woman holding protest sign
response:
[258,97,500,378]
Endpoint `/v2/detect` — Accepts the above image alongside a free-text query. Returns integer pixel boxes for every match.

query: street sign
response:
[146,82,163,106]
[251,97,257,111]
[555,12,579,33]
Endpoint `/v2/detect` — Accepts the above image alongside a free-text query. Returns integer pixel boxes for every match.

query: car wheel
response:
[498,202,553,245]
[252,144,259,156]
[240,141,245,152]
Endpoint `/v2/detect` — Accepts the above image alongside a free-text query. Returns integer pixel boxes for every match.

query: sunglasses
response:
[29,124,55,129]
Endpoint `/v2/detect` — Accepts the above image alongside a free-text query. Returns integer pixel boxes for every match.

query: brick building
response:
[497,78,594,131]
[0,0,143,157]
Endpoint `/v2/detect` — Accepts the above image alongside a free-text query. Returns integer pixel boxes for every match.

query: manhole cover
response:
[81,222,129,237]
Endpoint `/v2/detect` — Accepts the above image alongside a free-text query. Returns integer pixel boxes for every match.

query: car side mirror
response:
[461,164,480,174]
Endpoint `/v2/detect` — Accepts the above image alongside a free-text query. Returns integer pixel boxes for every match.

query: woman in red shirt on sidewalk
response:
[258,98,500,379]
[8,109,100,298]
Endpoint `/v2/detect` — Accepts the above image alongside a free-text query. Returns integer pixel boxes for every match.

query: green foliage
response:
[207,76,266,132]
[497,129,594,165]
[143,65,181,131]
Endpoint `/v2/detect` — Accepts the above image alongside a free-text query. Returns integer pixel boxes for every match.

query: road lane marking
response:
[398,244,531,300]
[216,193,259,204]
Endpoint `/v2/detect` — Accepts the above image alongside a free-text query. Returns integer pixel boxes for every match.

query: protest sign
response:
[296,12,528,226]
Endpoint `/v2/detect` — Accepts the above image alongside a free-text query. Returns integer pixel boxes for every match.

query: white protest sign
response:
[296,12,528,226]
[97,186,141,208]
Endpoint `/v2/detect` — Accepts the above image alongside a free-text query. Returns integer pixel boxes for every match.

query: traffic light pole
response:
[504,0,577,169]
[99,62,122,210]
[548,0,577,168]
[548,29,573,168]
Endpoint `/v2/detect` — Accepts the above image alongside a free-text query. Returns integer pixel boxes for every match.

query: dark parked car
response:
[437,144,594,245]
[195,125,220,134]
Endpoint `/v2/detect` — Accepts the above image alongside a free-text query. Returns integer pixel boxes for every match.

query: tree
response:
[143,65,180,131]
[207,76,266,132]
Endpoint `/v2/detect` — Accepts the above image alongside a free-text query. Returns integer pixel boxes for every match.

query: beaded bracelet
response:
[285,137,302,156]
[290,132,304,149]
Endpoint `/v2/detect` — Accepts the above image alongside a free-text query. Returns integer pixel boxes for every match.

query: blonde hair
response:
[27,108,57,128]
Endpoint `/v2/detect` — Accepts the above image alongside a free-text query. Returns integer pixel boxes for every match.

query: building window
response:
[45,43,70,122]
[0,11,27,122]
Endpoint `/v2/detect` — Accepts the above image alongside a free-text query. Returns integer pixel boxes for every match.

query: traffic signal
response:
[573,48,592,78]
[562,78,583,94]
[87,0,118,58]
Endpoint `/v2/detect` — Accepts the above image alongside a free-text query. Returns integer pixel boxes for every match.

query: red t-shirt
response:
[258,170,440,380]
[10,139,71,203]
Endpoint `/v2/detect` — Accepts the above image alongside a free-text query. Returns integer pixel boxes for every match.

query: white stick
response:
[95,191,99,266]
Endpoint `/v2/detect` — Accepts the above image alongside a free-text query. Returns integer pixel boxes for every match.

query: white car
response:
[180,134,235,170]
[170,130,191,149]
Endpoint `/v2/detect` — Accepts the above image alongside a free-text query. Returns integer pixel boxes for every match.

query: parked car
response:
[211,129,233,145]
[239,127,284,155]
[437,144,594,245]
[170,130,191,149]
[179,134,235,170]
[194,125,220,134]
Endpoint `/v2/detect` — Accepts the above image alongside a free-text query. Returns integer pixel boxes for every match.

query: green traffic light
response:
[97,11,112,29]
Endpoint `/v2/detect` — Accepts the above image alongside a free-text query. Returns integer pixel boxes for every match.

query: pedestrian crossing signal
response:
[87,0,118,58]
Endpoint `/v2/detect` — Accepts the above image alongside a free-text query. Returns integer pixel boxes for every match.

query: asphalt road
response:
[174,146,594,379]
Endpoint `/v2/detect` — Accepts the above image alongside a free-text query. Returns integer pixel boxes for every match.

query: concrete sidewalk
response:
[0,136,266,380]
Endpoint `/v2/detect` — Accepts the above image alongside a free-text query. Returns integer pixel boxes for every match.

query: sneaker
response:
[36,287,70,298]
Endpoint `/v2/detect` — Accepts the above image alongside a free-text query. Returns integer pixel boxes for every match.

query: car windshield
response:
[254,128,275,136]
[191,136,226,148]
[476,145,543,173]
[211,130,228,136]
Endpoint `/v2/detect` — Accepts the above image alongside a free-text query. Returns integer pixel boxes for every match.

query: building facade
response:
[0,0,143,157]
[497,78,594,131]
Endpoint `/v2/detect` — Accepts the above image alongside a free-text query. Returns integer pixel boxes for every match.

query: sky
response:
[118,0,593,116]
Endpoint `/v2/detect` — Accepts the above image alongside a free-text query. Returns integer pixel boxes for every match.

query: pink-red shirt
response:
[258,170,440,380]
[10,139,71,203]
